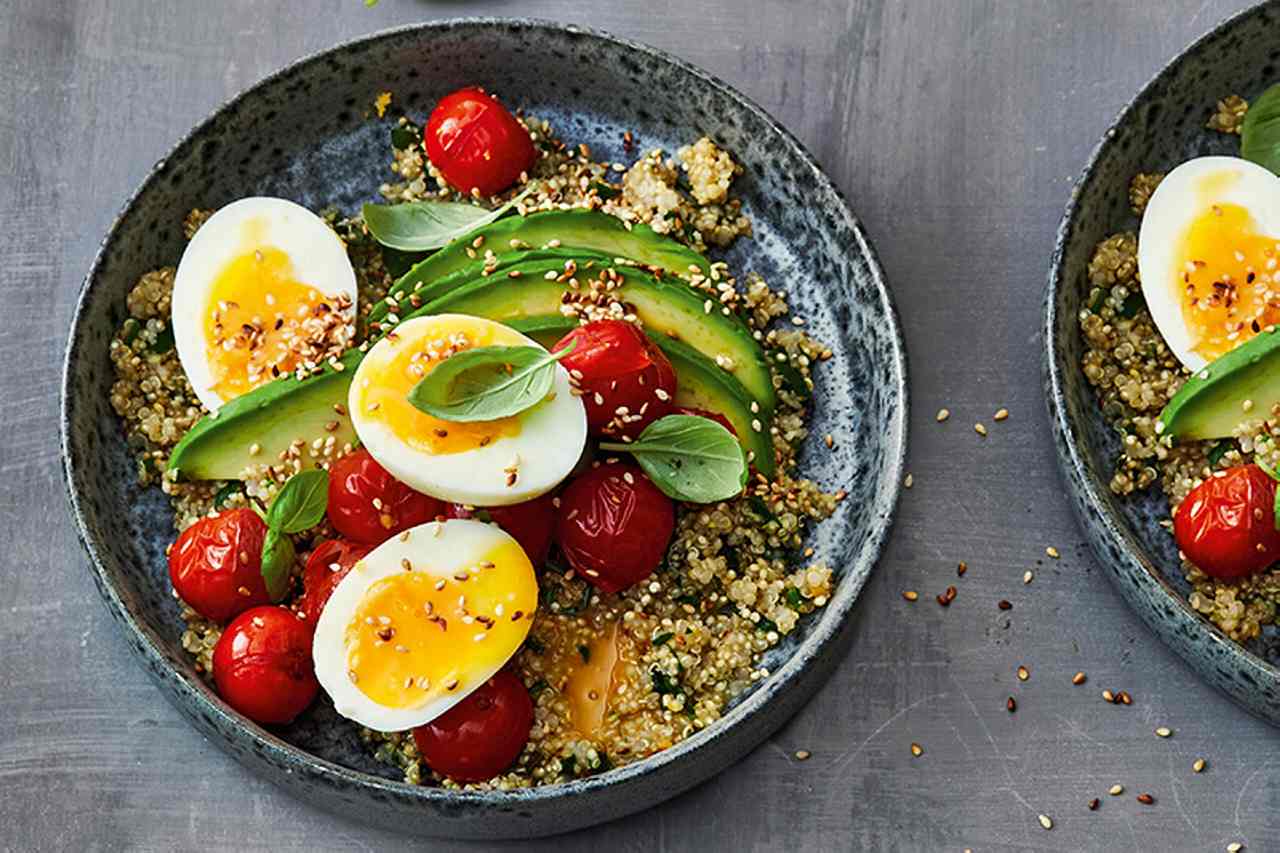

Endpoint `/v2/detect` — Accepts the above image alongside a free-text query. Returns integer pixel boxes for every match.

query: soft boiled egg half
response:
[313,519,538,732]
[172,197,357,412]
[349,314,587,506]
[1139,156,1280,372]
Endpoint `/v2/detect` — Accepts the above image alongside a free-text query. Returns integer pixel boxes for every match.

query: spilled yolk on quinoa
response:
[1177,201,1280,362]
[564,621,628,736]
[341,540,537,711]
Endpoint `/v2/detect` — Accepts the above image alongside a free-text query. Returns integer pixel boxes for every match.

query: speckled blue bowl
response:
[60,19,906,838]
[1046,2,1280,725]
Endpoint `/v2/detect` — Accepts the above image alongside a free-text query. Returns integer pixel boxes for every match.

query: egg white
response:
[1138,156,1280,371]
[312,519,536,732]
[349,314,588,506]
[171,196,357,412]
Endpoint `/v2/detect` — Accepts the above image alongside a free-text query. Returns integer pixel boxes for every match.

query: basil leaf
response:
[407,342,574,422]
[390,122,420,151]
[1118,292,1146,319]
[266,469,329,534]
[1206,440,1233,467]
[260,528,295,602]
[212,480,244,510]
[599,414,748,503]
[361,186,532,252]
[150,324,175,354]
[1243,84,1280,175]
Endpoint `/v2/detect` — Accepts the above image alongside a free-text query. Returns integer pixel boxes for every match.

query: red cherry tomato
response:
[424,86,537,197]
[1174,464,1280,580]
[445,493,557,569]
[212,606,318,725]
[552,320,677,440]
[168,508,271,623]
[555,462,675,594]
[675,406,737,437]
[327,448,445,545]
[412,669,533,782]
[300,538,372,624]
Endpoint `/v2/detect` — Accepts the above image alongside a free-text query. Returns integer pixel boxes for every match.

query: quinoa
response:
[1077,95,1280,641]
[110,111,836,790]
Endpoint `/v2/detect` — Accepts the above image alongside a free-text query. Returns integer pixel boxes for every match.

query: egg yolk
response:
[342,540,537,711]
[204,245,349,400]
[1178,202,1280,361]
[355,318,524,454]
[564,621,630,736]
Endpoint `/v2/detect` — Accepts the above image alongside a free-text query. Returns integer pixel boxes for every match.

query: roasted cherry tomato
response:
[168,508,271,623]
[675,405,737,436]
[412,669,533,782]
[300,538,372,624]
[1174,463,1280,580]
[327,448,445,545]
[424,86,537,197]
[555,462,675,593]
[446,493,557,569]
[212,605,318,725]
[552,319,677,440]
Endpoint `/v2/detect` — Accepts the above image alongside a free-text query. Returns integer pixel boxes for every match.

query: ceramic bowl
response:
[61,19,906,838]
[1046,2,1280,725]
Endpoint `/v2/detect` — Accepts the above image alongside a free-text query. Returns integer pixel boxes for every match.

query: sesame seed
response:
[1006,696,1016,712]
[1102,690,1115,703]
[1038,814,1053,830]
[1155,726,1172,738]
[794,750,811,761]
[1046,546,1060,559]
[1109,784,1123,796]
[904,473,914,488]
[998,599,1012,610]
[1023,570,1033,584]
[902,590,918,602]
[1227,844,1244,853]
[910,743,923,757]
[974,423,987,436]
[1072,671,1086,685]
[994,408,1009,421]
[1017,665,1029,681]
[1193,758,1206,773]
[935,408,950,422]
[1136,793,1154,805]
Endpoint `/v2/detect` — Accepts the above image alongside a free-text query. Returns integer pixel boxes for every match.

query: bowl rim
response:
[1044,1,1280,711]
[60,16,908,814]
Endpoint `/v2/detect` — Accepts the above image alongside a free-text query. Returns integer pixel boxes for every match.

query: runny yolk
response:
[1178,201,1280,361]
[565,622,629,737]
[203,245,333,400]
[356,318,523,454]
[343,540,536,711]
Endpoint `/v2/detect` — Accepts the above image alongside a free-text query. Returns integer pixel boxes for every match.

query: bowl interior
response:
[1048,2,1280,717]
[62,20,905,837]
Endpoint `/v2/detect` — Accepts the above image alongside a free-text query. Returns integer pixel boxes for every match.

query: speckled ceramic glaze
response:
[60,20,906,838]
[1046,3,1280,724]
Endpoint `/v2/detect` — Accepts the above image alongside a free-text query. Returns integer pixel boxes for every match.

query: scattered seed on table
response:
[1023,570,1034,584]
[1102,689,1115,703]
[1046,546,1060,559]
[994,408,1009,421]
[1118,691,1133,705]
[1136,793,1154,805]
[1072,671,1087,685]
[937,586,957,607]
[910,743,923,757]
[998,599,1012,610]
[1155,727,1172,738]
[1088,798,1100,811]
[1017,665,1030,681]
[1227,842,1244,852]
[794,750,811,761]
[1193,758,1207,773]
[936,408,950,422]
[1006,696,1017,712]
[904,473,914,488]
[1109,784,1124,796]
[902,590,919,602]
[975,423,988,437]
[823,434,834,449]
[1038,814,1053,830]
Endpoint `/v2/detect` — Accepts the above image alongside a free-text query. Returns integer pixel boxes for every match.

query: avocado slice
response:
[167,349,361,480]
[408,255,777,411]
[389,209,710,303]
[1158,328,1280,441]
[507,315,777,475]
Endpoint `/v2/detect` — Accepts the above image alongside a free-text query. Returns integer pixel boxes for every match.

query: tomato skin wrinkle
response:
[555,461,675,594]
[446,492,557,569]
[212,606,318,725]
[168,508,271,623]
[327,448,444,545]
[1174,463,1280,579]
[412,669,533,782]
[553,320,677,440]
[300,538,371,624]
[424,86,536,197]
